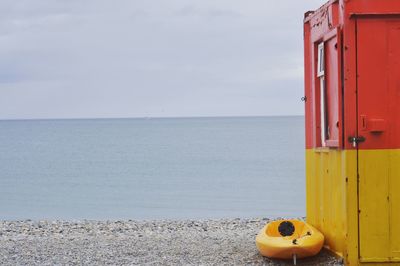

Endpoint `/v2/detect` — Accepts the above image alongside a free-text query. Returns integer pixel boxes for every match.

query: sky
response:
[0,0,326,119]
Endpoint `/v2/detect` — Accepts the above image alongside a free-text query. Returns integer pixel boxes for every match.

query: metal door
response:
[356,17,400,262]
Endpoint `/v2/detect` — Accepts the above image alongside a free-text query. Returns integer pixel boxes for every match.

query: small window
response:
[317,42,325,77]
[311,30,341,149]
[317,41,327,147]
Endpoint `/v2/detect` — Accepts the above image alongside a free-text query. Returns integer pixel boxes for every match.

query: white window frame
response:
[317,42,327,146]
[317,42,325,77]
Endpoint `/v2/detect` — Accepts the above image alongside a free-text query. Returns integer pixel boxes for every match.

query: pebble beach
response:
[0,218,343,265]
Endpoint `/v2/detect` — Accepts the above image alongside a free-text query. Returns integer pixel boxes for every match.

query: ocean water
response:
[0,117,305,220]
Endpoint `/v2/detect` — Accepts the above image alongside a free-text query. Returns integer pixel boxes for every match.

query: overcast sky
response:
[0,0,325,119]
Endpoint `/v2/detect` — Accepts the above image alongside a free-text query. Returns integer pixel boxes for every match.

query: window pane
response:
[317,42,325,77]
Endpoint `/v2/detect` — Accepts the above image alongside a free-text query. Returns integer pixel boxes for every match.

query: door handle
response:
[348,136,366,147]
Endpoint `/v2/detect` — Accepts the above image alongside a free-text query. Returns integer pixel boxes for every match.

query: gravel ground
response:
[0,218,343,265]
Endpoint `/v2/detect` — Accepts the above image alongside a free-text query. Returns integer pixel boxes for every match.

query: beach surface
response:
[0,218,343,265]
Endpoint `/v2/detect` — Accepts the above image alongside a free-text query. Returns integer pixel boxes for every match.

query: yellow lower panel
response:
[305,149,348,256]
[358,149,400,262]
[306,148,400,265]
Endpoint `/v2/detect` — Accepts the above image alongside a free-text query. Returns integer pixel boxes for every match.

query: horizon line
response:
[0,114,305,122]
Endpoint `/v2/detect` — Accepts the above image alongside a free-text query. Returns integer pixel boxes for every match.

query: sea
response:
[0,116,305,220]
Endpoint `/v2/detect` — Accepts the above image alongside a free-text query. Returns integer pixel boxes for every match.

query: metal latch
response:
[348,136,366,147]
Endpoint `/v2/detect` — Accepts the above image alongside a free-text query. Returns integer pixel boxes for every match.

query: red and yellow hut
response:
[304,0,400,265]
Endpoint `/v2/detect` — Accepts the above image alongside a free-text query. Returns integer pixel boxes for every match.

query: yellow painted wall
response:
[306,149,348,256]
[358,150,400,263]
[306,149,400,265]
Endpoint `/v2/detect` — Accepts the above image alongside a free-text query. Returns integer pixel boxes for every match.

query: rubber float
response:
[256,220,324,264]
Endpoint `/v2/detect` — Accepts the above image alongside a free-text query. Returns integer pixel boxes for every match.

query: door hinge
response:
[348,136,366,147]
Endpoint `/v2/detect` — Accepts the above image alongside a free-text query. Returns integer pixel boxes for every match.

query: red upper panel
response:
[356,18,400,150]
[303,1,340,149]
[304,0,400,150]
